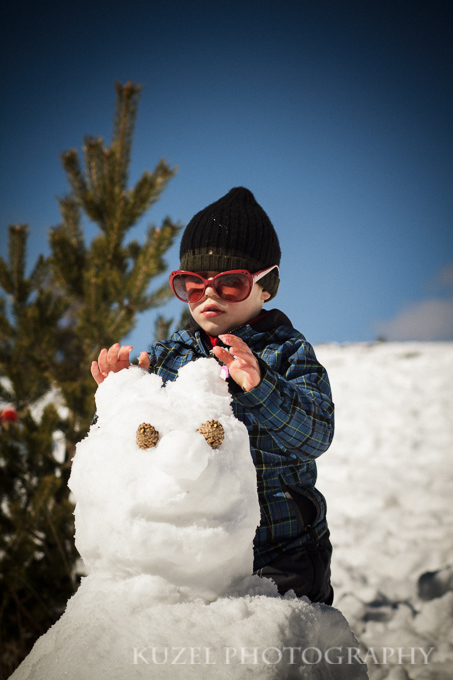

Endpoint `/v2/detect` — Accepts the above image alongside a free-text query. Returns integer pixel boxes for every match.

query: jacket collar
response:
[181,308,293,345]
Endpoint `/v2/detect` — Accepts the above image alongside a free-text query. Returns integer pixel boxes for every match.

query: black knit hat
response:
[180,187,281,300]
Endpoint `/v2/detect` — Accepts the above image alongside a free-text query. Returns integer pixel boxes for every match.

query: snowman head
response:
[69,358,261,601]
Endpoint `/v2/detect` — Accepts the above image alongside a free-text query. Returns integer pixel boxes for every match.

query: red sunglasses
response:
[169,265,279,303]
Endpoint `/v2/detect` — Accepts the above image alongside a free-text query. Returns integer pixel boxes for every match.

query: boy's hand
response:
[91,344,150,385]
[212,334,261,392]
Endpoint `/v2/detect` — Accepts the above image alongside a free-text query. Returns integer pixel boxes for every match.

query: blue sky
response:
[1,0,452,350]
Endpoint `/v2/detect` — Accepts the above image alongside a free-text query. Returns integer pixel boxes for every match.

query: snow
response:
[10,357,366,680]
[315,341,453,679]
[9,342,453,679]
[69,360,262,601]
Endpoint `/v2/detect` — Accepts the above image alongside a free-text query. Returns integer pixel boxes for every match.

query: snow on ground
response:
[9,342,453,680]
[315,341,453,680]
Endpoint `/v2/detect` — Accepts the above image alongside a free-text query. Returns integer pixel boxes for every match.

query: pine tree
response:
[0,82,181,678]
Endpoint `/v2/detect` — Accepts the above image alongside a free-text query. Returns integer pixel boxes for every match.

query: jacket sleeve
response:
[232,339,334,459]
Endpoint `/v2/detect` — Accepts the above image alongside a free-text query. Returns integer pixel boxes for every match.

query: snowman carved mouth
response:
[135,419,225,450]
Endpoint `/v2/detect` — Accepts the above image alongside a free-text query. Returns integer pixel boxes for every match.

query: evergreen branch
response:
[112,81,143,193]
[0,299,14,340]
[126,239,141,261]
[125,218,181,310]
[6,226,30,304]
[138,281,175,310]
[153,314,174,343]
[83,137,106,203]
[125,160,178,227]
[49,199,86,296]
[60,198,85,250]
[152,308,189,340]
[125,227,164,304]
[103,306,135,341]
[60,150,88,199]
[9,226,27,291]
[74,138,111,229]
[104,147,114,225]
[75,273,105,346]
[0,251,13,294]
[103,147,125,260]
[29,255,49,290]
[43,503,74,582]
[10,568,55,619]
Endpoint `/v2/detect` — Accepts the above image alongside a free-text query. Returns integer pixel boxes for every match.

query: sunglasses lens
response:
[172,274,205,302]
[214,273,251,301]
[171,271,253,303]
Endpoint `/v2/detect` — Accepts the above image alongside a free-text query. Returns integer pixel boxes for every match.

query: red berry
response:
[1,407,18,423]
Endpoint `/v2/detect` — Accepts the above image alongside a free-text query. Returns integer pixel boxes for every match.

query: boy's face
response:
[188,271,271,336]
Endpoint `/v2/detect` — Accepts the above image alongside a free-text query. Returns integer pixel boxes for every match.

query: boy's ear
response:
[261,288,271,302]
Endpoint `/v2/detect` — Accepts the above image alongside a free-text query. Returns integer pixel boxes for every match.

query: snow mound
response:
[11,357,366,679]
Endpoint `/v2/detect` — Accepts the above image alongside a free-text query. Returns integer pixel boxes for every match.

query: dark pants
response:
[254,532,334,605]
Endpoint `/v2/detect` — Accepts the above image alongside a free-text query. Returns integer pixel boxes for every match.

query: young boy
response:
[91,187,334,604]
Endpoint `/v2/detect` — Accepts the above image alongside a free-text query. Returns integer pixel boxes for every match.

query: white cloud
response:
[375,296,453,341]
[375,261,453,341]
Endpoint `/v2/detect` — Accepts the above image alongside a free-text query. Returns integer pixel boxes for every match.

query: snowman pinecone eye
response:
[198,420,225,449]
[136,423,159,449]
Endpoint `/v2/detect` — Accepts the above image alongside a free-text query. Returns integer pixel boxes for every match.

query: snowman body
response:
[11,359,367,680]
[70,358,260,601]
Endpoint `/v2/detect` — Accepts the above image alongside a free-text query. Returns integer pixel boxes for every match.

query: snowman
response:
[11,358,367,679]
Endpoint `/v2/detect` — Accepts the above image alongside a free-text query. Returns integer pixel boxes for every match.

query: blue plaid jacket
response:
[147,309,334,569]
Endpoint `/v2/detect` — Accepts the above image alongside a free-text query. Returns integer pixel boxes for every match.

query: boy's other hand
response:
[91,343,133,384]
[91,343,148,385]
[212,334,261,392]
[91,344,150,384]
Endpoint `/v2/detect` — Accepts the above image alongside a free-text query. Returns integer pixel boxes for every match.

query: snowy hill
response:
[315,341,453,679]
